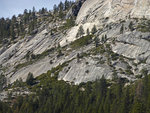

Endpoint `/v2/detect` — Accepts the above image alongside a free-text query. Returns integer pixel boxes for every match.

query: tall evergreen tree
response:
[86,28,90,35]
[76,25,85,38]
[91,25,97,34]
[120,24,124,34]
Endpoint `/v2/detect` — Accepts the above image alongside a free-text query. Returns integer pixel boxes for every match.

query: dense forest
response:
[0,68,150,113]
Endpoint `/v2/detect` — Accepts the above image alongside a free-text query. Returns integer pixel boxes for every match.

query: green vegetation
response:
[0,101,12,113]
[26,72,34,86]
[53,0,74,19]
[59,17,75,31]
[86,28,90,35]
[57,44,64,58]
[0,0,74,45]
[125,69,134,75]
[111,52,119,61]
[76,25,85,38]
[137,19,150,32]
[64,17,75,29]
[0,71,150,113]
[129,21,134,31]
[120,24,124,34]
[71,35,93,49]
[15,48,55,70]
[94,36,100,47]
[0,74,6,91]
[1,1,150,113]
[90,43,112,56]
[77,53,80,63]
[101,35,107,43]
[91,25,97,34]
[91,44,106,55]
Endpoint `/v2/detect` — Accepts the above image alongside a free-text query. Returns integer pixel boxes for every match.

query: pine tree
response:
[143,74,149,105]
[23,9,29,25]
[65,17,75,28]
[94,36,99,47]
[26,72,34,85]
[120,24,124,34]
[129,21,134,31]
[10,25,16,40]
[65,0,69,10]
[32,7,36,13]
[120,88,130,113]
[86,28,90,35]
[104,90,111,113]
[101,35,107,43]
[77,53,80,63]
[91,25,97,34]
[41,7,45,14]
[76,25,85,38]
[58,1,64,11]
[11,15,17,26]
[53,4,58,14]
[132,99,145,113]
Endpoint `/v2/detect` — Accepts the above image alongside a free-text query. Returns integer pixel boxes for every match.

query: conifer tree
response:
[26,72,34,85]
[120,24,124,34]
[76,25,85,38]
[91,25,97,34]
[129,21,134,31]
[86,28,90,35]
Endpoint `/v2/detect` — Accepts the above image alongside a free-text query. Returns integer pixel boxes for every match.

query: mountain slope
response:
[0,0,150,86]
[0,1,150,112]
[76,0,150,24]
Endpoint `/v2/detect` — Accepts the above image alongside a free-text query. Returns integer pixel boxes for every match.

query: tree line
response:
[0,0,74,45]
[0,71,150,113]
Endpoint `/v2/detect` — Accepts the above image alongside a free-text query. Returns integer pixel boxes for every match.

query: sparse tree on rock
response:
[77,53,80,63]
[129,21,134,31]
[91,25,97,34]
[26,72,34,85]
[101,35,107,43]
[86,28,90,35]
[94,36,99,47]
[120,24,124,34]
[76,25,85,38]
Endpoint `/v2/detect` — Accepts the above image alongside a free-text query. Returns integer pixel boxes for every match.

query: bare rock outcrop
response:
[76,0,150,24]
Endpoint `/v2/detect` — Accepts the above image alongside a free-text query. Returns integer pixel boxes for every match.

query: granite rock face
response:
[0,21,65,84]
[66,0,86,19]
[1,0,150,86]
[112,31,150,60]
[76,0,150,24]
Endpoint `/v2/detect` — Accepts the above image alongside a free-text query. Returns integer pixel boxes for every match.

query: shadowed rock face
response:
[76,0,150,24]
[66,0,86,19]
